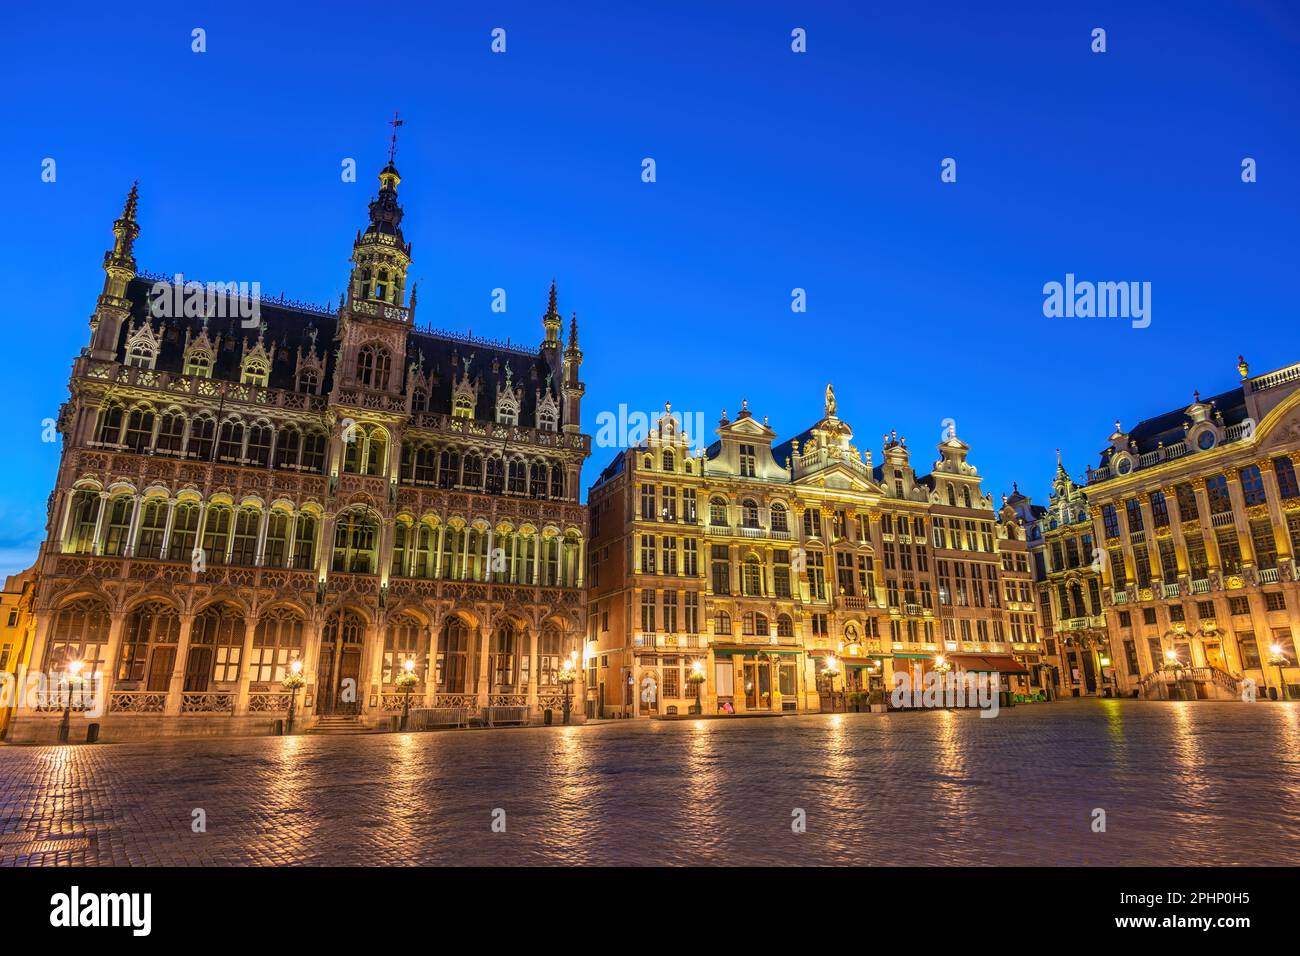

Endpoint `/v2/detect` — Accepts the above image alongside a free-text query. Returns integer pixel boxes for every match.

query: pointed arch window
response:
[292,513,318,569]
[436,617,472,693]
[155,413,185,454]
[357,345,391,390]
[95,403,125,445]
[332,509,379,573]
[118,602,180,687]
[167,502,201,561]
[297,368,319,394]
[183,351,213,378]
[187,417,216,460]
[385,615,427,684]
[240,361,268,387]
[67,490,102,554]
[101,495,134,557]
[124,408,155,453]
[136,498,169,557]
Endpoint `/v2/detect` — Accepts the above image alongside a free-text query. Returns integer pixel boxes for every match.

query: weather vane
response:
[387,111,404,164]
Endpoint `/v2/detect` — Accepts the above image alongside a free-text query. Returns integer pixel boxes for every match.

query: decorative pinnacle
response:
[387,111,403,165]
[568,311,579,349]
[122,181,139,222]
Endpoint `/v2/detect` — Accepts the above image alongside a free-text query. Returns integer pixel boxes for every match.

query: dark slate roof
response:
[591,450,627,489]
[119,276,565,425]
[770,428,813,469]
[1098,384,1248,466]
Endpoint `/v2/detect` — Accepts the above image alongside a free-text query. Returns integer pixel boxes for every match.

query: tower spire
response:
[345,120,412,315]
[542,279,561,347]
[89,182,141,359]
[387,110,403,165]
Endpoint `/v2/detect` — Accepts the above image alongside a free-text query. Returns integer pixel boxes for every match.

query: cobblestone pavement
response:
[2,700,1298,866]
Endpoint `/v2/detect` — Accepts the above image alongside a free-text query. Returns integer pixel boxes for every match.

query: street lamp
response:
[1099,654,1115,698]
[397,657,419,730]
[823,656,841,713]
[58,659,83,744]
[558,656,577,724]
[688,658,706,714]
[1268,643,1291,701]
[283,658,305,735]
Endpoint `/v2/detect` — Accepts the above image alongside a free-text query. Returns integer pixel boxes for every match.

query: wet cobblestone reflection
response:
[1,700,1297,866]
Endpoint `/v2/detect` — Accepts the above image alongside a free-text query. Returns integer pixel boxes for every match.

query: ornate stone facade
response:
[584,390,1045,718]
[1082,355,1300,701]
[7,156,591,743]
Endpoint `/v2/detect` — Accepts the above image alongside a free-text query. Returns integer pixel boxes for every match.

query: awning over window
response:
[712,645,802,658]
[948,653,1029,674]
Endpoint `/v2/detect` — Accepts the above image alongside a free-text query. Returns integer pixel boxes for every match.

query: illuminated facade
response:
[0,558,39,737]
[7,157,590,743]
[1083,356,1300,701]
[584,390,1044,718]
[1010,458,1114,698]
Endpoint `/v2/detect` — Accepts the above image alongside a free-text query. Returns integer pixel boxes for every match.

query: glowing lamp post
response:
[397,657,419,730]
[283,659,305,735]
[687,658,706,715]
[558,656,577,725]
[824,656,841,713]
[58,659,84,744]
[1268,644,1291,701]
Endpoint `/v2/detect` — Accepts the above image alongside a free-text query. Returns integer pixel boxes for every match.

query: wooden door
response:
[184,647,212,692]
[147,646,175,692]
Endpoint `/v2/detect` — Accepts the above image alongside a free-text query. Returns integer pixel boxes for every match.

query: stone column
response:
[526,627,539,715]
[99,612,128,703]
[1192,479,1222,572]
[1138,494,1162,585]
[165,612,196,715]
[476,616,492,708]
[286,513,299,570]
[90,492,109,555]
[253,508,270,567]
[1225,474,1255,572]
[159,499,177,559]
[234,618,259,715]
[124,494,143,558]
[1165,487,1190,585]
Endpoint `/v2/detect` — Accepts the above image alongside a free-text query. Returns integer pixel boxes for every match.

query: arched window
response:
[529,462,547,498]
[101,495,133,557]
[485,456,505,494]
[412,389,428,413]
[357,345,391,390]
[963,487,972,508]
[66,490,101,554]
[742,555,763,596]
[118,601,180,689]
[275,428,301,469]
[438,450,460,489]
[187,602,245,690]
[508,459,527,495]
[183,350,213,378]
[771,502,788,532]
[46,598,111,678]
[947,485,957,507]
[490,621,520,689]
[292,513,318,569]
[230,507,260,566]
[155,413,185,454]
[246,424,273,467]
[437,617,473,693]
[241,360,268,387]
[201,505,232,564]
[776,614,794,638]
[187,417,216,460]
[297,368,319,394]
[136,498,169,558]
[301,430,327,472]
[95,403,124,445]
[537,623,563,687]
[264,511,291,567]
[662,450,675,472]
[549,465,564,499]
[251,608,304,683]
[332,509,379,573]
[124,408,154,453]
[167,502,201,561]
[463,453,483,490]
[364,427,387,477]
[216,420,245,462]
[714,610,732,636]
[384,614,427,684]
[742,499,760,528]
[710,497,728,527]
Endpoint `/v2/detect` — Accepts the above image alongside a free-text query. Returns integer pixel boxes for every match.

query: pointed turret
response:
[561,310,585,433]
[89,182,141,359]
[542,279,561,348]
[345,117,412,316]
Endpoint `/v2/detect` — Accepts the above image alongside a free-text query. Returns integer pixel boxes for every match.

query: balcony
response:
[1191,578,1210,594]
[1259,567,1281,584]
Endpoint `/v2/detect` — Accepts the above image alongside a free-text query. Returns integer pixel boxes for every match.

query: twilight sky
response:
[1,0,1298,580]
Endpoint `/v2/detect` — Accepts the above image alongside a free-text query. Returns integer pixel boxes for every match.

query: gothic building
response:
[6,155,590,742]
[1009,457,1112,698]
[584,388,1044,718]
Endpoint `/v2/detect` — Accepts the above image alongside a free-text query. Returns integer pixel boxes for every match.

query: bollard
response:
[86,724,100,744]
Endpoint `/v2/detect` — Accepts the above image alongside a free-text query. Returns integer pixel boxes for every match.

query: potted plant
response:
[868,689,887,713]
[846,691,863,713]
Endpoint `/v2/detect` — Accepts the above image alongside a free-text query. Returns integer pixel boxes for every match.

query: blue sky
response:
[1,1,1298,579]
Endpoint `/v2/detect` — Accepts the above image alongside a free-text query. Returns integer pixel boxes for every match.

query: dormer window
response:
[538,408,557,431]
[497,404,518,426]
[184,352,213,378]
[453,395,474,419]
[241,361,268,387]
[297,368,319,393]
[126,343,155,369]
[739,443,756,477]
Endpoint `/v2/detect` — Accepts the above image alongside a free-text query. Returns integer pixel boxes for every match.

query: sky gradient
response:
[2,1,1298,580]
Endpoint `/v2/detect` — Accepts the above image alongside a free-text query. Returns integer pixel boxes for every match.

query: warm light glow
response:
[934,655,946,667]
[1271,643,1284,657]
[290,659,304,675]
[824,656,839,673]
[67,659,83,678]
[1165,649,1178,662]
[691,659,704,677]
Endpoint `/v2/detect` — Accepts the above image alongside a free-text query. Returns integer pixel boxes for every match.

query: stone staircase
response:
[308,715,369,735]
[1137,666,1241,701]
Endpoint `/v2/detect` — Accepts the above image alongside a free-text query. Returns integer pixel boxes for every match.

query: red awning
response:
[948,653,1029,674]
